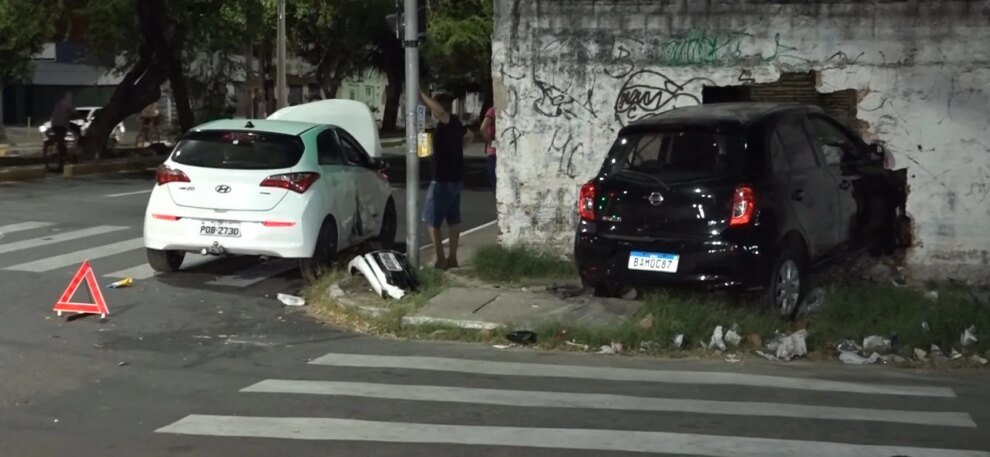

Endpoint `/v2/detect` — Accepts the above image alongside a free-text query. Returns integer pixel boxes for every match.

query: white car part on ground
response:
[348,251,419,300]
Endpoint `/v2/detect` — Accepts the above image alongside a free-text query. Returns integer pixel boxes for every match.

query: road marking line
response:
[104,254,215,280]
[308,353,956,398]
[4,237,145,272]
[242,379,975,427]
[105,189,152,198]
[0,226,129,255]
[156,415,990,457]
[0,221,54,236]
[420,219,496,250]
[205,260,296,288]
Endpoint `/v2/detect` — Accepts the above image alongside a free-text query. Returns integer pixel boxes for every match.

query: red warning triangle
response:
[54,260,110,318]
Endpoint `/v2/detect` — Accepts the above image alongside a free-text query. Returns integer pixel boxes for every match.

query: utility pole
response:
[403,0,421,267]
[276,0,288,110]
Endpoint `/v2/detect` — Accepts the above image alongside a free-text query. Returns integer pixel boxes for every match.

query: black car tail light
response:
[730,184,756,227]
[578,181,598,221]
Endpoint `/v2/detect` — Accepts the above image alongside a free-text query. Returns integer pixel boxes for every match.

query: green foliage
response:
[423,0,493,95]
[472,244,577,284]
[0,0,55,83]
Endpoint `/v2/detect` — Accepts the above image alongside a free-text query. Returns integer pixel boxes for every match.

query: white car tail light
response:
[156,165,190,185]
[260,172,320,194]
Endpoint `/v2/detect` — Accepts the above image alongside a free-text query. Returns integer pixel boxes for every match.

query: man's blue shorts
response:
[423,181,462,228]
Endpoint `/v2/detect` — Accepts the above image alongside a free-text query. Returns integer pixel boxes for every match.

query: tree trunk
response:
[83,56,166,158]
[0,86,6,143]
[167,65,195,133]
[382,80,401,132]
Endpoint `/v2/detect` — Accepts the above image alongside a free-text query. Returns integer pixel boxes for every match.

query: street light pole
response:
[276,0,288,110]
[403,0,421,267]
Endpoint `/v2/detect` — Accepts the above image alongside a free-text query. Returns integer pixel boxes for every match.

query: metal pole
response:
[403,0,421,267]
[276,0,288,110]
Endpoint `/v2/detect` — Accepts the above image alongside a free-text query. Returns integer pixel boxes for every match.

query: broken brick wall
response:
[492,0,990,283]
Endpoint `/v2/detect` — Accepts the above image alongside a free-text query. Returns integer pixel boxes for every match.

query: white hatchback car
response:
[143,100,396,280]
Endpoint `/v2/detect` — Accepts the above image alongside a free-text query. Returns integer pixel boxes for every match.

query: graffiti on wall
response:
[656,30,800,66]
[614,71,713,126]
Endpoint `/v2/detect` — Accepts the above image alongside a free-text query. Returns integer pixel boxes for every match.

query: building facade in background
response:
[492,0,990,282]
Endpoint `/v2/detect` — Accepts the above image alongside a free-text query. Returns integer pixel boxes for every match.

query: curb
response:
[63,156,164,178]
[0,165,47,182]
[400,314,500,330]
[381,138,404,148]
[327,283,388,317]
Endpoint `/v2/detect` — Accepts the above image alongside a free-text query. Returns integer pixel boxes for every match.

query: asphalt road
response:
[1,169,989,456]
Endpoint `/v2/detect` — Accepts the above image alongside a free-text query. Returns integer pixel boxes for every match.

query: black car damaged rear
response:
[574,103,907,317]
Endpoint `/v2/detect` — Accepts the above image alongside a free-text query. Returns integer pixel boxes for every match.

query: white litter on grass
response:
[755,350,779,361]
[492,344,513,349]
[277,293,306,307]
[774,329,808,361]
[950,348,963,360]
[597,341,624,355]
[724,354,742,363]
[638,341,662,352]
[672,334,684,350]
[921,321,931,332]
[960,325,978,347]
[840,351,880,365]
[565,340,590,351]
[924,290,939,302]
[930,344,946,359]
[862,335,891,352]
[707,326,727,351]
[970,354,989,365]
[724,329,742,347]
[914,348,928,362]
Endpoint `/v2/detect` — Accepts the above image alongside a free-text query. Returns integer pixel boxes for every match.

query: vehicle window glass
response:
[338,131,371,167]
[605,130,731,181]
[769,132,790,174]
[316,130,344,165]
[774,117,818,170]
[171,130,304,170]
[808,116,858,166]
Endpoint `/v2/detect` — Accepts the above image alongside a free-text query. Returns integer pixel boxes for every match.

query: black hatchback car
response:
[575,103,904,316]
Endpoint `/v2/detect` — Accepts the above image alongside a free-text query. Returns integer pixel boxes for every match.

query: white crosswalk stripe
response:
[0,221,295,288]
[156,351,987,456]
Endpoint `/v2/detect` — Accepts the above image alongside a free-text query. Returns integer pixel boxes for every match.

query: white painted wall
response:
[492,0,990,282]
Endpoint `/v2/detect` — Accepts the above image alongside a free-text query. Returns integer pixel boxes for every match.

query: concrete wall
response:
[492,0,990,282]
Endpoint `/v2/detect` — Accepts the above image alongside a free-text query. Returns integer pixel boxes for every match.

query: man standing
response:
[50,92,76,159]
[420,89,473,269]
[480,105,497,192]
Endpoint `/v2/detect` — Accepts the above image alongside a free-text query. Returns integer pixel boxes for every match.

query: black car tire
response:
[147,248,185,273]
[300,218,338,281]
[761,246,805,319]
[373,198,397,249]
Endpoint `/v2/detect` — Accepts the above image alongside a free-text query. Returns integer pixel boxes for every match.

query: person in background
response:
[480,105,497,192]
[420,89,474,269]
[137,102,160,146]
[50,92,76,160]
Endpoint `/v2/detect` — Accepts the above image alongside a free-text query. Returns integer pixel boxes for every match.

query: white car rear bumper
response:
[143,189,320,259]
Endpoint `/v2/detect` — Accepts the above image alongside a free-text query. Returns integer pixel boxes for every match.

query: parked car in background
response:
[38,106,126,148]
[143,99,396,280]
[575,103,906,317]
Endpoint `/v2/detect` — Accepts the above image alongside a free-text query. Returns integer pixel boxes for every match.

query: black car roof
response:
[627,103,823,130]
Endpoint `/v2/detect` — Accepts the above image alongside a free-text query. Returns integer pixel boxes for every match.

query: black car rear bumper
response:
[574,222,770,291]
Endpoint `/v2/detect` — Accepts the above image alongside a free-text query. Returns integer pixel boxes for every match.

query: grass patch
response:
[472,244,577,284]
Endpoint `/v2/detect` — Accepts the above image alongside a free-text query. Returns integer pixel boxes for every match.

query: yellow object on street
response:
[417,132,433,158]
[107,277,134,289]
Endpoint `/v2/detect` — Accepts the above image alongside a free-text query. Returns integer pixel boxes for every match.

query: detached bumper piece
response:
[348,251,420,300]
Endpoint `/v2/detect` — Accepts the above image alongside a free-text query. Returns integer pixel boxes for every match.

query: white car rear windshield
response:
[171,130,304,170]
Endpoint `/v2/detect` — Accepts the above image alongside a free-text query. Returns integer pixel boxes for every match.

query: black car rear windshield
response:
[171,130,304,170]
[605,130,733,181]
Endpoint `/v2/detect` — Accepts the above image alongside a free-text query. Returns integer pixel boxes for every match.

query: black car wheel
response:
[762,247,804,318]
[300,218,338,281]
[147,248,185,273]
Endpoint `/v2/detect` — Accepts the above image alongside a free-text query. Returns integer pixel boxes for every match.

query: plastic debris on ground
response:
[862,335,892,352]
[597,341,623,355]
[724,329,742,347]
[914,348,928,362]
[347,251,419,300]
[724,354,742,363]
[672,334,684,350]
[492,344,514,349]
[706,326,727,351]
[970,354,989,365]
[107,277,134,289]
[839,351,879,365]
[755,350,779,362]
[836,340,862,353]
[960,325,978,347]
[924,290,939,302]
[773,329,808,361]
[930,344,946,360]
[565,340,590,351]
[921,321,931,332]
[506,330,537,346]
[277,293,306,307]
[949,348,963,360]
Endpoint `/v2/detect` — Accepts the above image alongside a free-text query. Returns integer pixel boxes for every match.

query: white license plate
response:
[200,221,241,237]
[628,251,679,273]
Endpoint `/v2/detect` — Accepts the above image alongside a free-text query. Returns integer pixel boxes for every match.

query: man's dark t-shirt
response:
[430,116,465,183]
